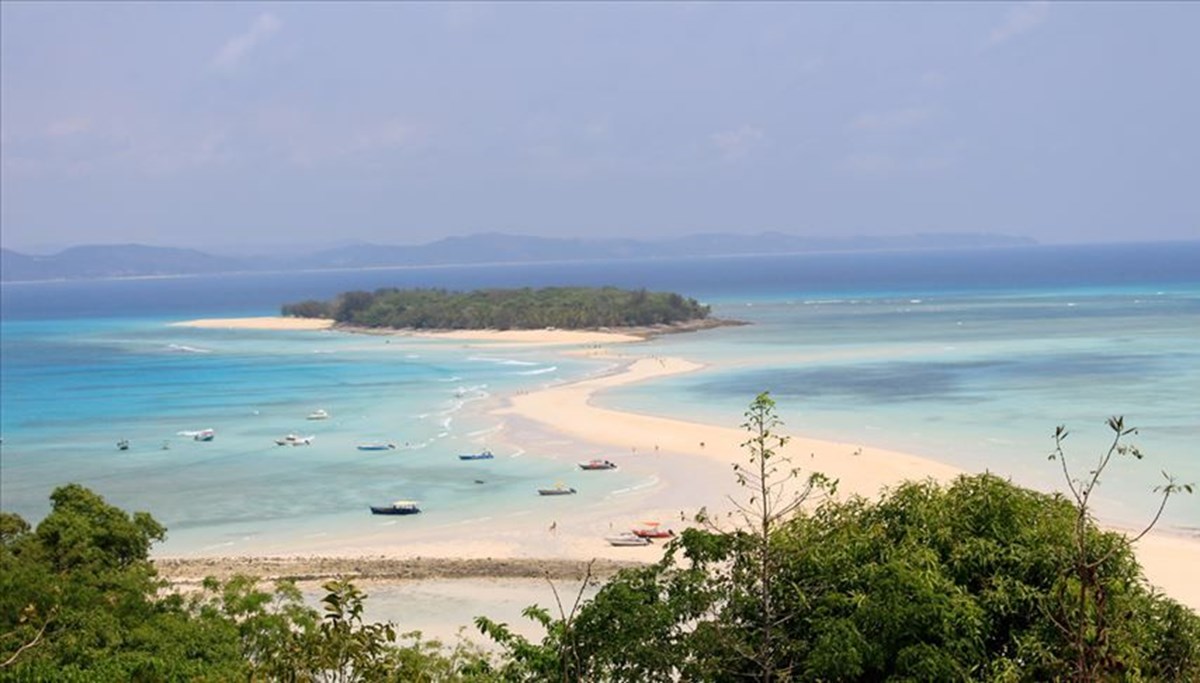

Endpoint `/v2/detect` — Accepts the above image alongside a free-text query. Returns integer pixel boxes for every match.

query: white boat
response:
[178,428,215,441]
[307,409,330,420]
[275,434,315,446]
[606,532,651,547]
[370,500,421,515]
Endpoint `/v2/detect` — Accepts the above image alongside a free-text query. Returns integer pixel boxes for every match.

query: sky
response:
[1,1,1197,252]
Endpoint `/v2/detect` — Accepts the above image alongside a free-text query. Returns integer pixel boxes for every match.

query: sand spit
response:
[171,316,336,330]
[155,556,644,586]
[160,318,1200,612]
[169,315,742,345]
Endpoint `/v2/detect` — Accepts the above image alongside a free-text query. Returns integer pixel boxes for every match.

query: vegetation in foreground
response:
[2,396,1197,681]
[281,286,712,330]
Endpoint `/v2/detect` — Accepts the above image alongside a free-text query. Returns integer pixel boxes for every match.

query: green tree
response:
[493,400,1200,681]
[1,485,247,680]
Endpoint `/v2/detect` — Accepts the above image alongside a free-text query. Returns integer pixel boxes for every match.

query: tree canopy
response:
[3,399,1197,681]
[281,286,712,330]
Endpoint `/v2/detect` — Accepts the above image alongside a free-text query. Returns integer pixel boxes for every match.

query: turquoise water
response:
[613,286,1200,530]
[2,243,1197,548]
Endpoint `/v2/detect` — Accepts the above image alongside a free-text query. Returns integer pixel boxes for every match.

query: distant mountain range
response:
[0,232,1036,282]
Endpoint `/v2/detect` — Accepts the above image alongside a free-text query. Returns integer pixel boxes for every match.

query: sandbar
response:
[172,316,336,330]
[498,354,1200,610]
[158,321,1200,612]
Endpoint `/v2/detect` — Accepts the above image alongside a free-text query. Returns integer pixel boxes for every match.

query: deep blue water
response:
[4,241,1197,320]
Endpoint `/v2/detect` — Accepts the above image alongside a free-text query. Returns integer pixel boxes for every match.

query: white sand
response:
[495,353,1200,610]
[406,328,644,345]
[160,321,1200,611]
[498,356,964,500]
[170,316,643,345]
[172,316,336,330]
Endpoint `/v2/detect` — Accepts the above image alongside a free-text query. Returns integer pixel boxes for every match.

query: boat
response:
[458,449,495,460]
[178,429,215,442]
[369,500,421,515]
[606,533,652,547]
[116,439,130,451]
[578,459,617,470]
[356,442,396,451]
[538,483,577,496]
[632,527,676,539]
[275,434,315,446]
[307,409,330,420]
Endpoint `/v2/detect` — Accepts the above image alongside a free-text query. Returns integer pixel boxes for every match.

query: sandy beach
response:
[155,319,1200,613]
[170,316,735,345]
[172,316,336,330]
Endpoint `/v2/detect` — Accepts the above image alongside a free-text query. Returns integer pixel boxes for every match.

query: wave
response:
[514,366,557,376]
[610,476,660,496]
[467,356,539,366]
[167,344,212,354]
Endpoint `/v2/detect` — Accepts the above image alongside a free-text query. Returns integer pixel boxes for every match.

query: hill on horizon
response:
[0,231,1036,282]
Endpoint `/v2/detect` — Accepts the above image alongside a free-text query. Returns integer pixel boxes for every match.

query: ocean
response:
[2,242,1197,552]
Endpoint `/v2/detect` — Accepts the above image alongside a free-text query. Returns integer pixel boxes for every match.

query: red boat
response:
[632,526,675,539]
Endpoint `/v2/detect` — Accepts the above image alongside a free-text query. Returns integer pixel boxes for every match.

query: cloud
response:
[986,1,1049,48]
[711,125,765,160]
[211,13,281,71]
[850,107,935,132]
[44,117,92,137]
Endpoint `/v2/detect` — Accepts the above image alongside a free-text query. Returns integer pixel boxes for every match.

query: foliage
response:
[0,484,247,680]
[0,486,496,682]
[1047,417,1196,682]
[281,286,711,330]
[3,407,1197,681]
[483,407,1200,682]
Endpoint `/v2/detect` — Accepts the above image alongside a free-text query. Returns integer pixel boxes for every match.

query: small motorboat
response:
[633,527,676,539]
[307,409,330,420]
[369,500,421,515]
[357,442,396,451]
[578,459,617,470]
[178,429,215,442]
[116,439,130,451]
[538,483,577,496]
[606,533,651,547]
[275,434,314,446]
[459,449,495,460]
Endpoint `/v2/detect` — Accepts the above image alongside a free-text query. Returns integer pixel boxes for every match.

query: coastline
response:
[171,316,336,331]
[169,315,743,345]
[154,317,1200,612]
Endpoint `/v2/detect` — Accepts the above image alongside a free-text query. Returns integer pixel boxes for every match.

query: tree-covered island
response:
[282,286,721,331]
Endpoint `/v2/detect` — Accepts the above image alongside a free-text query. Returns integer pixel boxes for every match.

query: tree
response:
[1,485,247,680]
[497,400,1200,681]
[1047,417,1195,682]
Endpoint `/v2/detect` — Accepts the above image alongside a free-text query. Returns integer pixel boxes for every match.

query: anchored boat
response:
[369,500,421,515]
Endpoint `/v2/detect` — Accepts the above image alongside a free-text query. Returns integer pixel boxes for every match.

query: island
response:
[281,286,729,333]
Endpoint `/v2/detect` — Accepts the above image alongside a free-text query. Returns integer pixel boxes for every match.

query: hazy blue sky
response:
[2,2,1197,252]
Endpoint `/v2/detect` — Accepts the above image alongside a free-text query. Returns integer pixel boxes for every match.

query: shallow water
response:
[2,243,1197,547]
